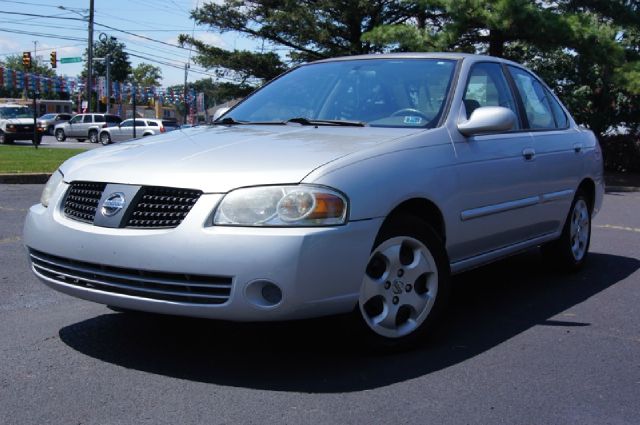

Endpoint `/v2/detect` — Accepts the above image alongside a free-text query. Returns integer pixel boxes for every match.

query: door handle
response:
[522,148,536,161]
[573,143,583,153]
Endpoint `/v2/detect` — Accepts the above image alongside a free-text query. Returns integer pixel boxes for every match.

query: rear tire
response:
[55,129,66,142]
[355,214,450,350]
[47,125,54,135]
[89,130,98,143]
[542,190,592,271]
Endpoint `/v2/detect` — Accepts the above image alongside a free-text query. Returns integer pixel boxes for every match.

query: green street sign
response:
[60,57,83,64]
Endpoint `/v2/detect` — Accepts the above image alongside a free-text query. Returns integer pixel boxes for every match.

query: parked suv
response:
[37,113,73,135]
[54,113,122,143]
[99,118,169,144]
[0,104,42,144]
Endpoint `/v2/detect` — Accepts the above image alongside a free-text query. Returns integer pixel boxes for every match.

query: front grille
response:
[29,249,233,305]
[63,182,106,223]
[63,182,202,229]
[125,187,202,229]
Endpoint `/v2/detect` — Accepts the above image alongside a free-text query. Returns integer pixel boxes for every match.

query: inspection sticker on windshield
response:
[404,116,423,125]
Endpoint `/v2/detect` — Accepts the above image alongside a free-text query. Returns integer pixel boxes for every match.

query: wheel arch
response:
[381,198,446,244]
[577,178,596,213]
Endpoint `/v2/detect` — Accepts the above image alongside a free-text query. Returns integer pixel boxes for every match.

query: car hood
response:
[60,124,423,193]
[4,118,35,125]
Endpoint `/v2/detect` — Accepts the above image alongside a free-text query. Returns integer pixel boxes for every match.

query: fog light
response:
[245,280,283,308]
[261,283,282,304]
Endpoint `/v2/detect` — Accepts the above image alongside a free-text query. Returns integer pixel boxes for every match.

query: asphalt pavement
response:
[0,185,639,424]
[8,134,103,150]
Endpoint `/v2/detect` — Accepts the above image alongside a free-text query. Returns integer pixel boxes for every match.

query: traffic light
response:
[22,51,31,69]
[50,51,57,68]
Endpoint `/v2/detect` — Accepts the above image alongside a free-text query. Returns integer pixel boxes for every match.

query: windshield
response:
[39,114,55,120]
[0,106,33,119]
[227,58,457,128]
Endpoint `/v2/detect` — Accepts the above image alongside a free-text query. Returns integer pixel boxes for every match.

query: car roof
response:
[311,52,522,67]
[0,104,29,108]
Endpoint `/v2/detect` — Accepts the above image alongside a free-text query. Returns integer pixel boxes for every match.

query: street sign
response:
[60,57,83,64]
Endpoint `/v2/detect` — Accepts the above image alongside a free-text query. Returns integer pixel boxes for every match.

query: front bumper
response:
[23,183,382,321]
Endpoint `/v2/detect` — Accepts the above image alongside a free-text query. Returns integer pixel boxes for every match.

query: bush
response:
[599,135,640,174]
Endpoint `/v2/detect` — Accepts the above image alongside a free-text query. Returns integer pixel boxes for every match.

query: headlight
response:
[213,185,348,226]
[7,124,16,131]
[40,170,64,207]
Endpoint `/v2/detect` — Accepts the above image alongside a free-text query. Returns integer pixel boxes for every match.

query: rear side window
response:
[147,121,158,127]
[508,66,566,129]
[94,115,105,123]
[82,115,92,123]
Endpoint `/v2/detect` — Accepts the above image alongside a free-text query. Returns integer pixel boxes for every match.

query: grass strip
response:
[0,146,88,174]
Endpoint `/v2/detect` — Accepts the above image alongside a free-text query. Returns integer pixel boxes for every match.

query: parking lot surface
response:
[1,185,639,424]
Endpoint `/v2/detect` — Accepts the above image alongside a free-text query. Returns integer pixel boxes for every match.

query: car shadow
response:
[59,251,639,393]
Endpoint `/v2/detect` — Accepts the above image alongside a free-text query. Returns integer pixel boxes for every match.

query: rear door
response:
[507,66,582,234]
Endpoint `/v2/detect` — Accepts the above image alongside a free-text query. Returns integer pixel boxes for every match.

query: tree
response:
[132,63,162,87]
[179,0,421,82]
[82,37,131,82]
[166,78,254,118]
[363,0,640,136]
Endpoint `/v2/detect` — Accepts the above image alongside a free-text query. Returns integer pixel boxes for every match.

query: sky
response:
[0,0,260,87]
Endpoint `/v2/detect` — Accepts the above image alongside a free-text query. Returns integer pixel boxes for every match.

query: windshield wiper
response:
[285,117,366,127]
[215,117,286,126]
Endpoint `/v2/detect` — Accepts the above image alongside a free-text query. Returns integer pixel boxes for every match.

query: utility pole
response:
[183,63,189,125]
[105,54,111,114]
[86,0,95,112]
[132,84,137,138]
[33,41,37,65]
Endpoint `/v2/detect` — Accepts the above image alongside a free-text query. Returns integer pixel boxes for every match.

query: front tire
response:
[542,191,592,271]
[100,132,112,145]
[356,215,450,350]
[55,129,66,142]
[0,130,13,144]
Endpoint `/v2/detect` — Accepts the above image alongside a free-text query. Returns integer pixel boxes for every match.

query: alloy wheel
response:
[359,236,438,339]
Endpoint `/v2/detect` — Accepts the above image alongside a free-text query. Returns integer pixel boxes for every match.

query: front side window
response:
[463,62,520,128]
[120,119,132,127]
[69,115,82,124]
[227,59,457,128]
[508,66,561,130]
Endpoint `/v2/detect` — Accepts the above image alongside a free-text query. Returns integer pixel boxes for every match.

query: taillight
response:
[160,126,165,133]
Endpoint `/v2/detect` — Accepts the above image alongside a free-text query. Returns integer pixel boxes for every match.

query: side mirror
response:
[212,107,230,122]
[457,106,516,136]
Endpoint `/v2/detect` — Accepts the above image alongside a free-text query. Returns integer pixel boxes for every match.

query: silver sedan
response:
[24,53,604,349]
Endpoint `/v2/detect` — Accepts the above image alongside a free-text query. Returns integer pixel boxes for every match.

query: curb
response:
[0,173,51,184]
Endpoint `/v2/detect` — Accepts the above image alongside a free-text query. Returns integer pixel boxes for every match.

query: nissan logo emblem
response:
[101,192,126,217]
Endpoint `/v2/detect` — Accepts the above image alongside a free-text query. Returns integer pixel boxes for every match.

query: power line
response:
[0,43,85,57]
[93,21,192,51]
[0,11,85,21]
[0,28,87,42]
